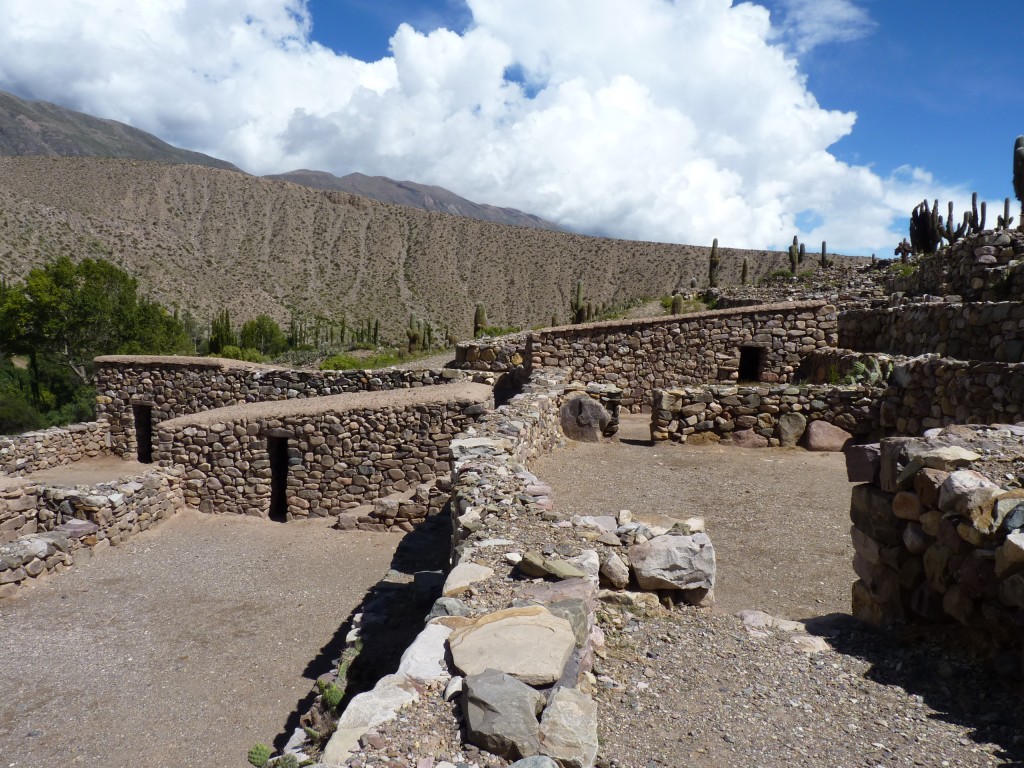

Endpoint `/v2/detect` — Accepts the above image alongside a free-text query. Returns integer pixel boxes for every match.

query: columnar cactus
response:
[820,241,829,269]
[406,314,421,352]
[740,257,748,285]
[571,280,586,323]
[473,303,487,337]
[998,197,1015,229]
[798,241,806,265]
[788,241,798,274]
[708,238,720,288]
[671,293,684,314]
[909,200,941,254]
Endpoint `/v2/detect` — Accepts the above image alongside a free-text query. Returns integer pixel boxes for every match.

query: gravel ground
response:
[0,510,404,768]
[530,415,855,619]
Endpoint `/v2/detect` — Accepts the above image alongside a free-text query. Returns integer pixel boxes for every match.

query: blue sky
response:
[0,0,1021,253]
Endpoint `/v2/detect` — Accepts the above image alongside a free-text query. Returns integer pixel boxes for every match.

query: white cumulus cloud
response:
[0,0,970,253]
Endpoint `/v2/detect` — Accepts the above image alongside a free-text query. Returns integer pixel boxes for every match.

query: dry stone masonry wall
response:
[0,469,183,599]
[848,424,1024,659]
[454,301,838,412]
[840,301,1024,363]
[94,355,463,459]
[0,421,111,476]
[156,383,493,521]
[893,229,1024,301]
[650,383,883,445]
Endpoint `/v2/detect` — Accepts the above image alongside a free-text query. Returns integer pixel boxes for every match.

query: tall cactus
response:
[570,280,586,324]
[670,293,684,314]
[997,197,1015,229]
[941,201,969,244]
[967,192,986,234]
[788,241,798,274]
[473,303,487,337]
[1014,136,1024,230]
[909,200,941,254]
[740,257,748,285]
[708,238,720,288]
[406,314,421,353]
[798,241,806,265]
[819,241,829,269]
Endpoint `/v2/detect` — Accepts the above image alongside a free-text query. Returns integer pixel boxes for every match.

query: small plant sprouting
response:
[318,679,345,713]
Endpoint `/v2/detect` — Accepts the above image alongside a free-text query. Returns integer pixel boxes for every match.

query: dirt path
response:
[530,414,855,620]
[0,510,403,768]
[19,455,149,485]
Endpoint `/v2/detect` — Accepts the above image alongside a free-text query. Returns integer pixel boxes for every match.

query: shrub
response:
[0,392,46,435]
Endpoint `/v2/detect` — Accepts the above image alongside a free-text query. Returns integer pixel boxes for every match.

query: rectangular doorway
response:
[132,404,153,464]
[268,436,289,522]
[738,346,765,382]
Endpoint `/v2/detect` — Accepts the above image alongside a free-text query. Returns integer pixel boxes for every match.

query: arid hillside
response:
[0,90,239,171]
[264,170,563,232]
[0,156,850,341]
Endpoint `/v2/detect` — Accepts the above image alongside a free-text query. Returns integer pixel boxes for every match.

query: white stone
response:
[443,562,495,597]
[396,622,453,683]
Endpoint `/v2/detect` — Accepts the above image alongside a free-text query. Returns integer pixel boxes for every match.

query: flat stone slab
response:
[448,606,576,686]
[443,562,495,597]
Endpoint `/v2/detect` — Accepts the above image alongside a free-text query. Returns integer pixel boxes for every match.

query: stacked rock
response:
[848,424,1024,656]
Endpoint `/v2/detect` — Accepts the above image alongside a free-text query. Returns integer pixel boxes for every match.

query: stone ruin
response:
[2,226,1024,767]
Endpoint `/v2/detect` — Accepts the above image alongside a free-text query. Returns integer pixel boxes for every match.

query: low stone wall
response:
[650,383,884,443]
[840,301,1024,363]
[94,355,466,459]
[893,229,1024,301]
[303,367,718,768]
[450,333,531,373]
[848,425,1024,658]
[155,382,493,520]
[1,421,111,476]
[800,350,1024,436]
[0,468,184,598]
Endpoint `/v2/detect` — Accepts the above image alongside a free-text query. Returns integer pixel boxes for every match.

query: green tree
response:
[239,315,288,356]
[0,257,190,428]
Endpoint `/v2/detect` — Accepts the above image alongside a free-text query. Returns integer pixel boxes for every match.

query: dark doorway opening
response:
[738,346,765,382]
[268,436,289,522]
[132,404,153,464]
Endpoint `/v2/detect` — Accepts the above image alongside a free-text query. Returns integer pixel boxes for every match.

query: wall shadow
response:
[803,613,1024,765]
[270,512,452,753]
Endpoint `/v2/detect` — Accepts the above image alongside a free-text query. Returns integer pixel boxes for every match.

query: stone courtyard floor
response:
[0,510,403,768]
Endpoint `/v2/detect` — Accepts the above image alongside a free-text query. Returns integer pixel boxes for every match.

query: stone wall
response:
[532,302,836,412]
[840,301,1024,363]
[893,229,1024,301]
[650,383,884,444]
[848,425,1024,657]
[1,421,111,476]
[449,301,837,415]
[94,355,465,459]
[155,382,493,520]
[0,468,184,598]
[450,333,531,373]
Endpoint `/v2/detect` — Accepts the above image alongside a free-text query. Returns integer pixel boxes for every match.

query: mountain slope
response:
[0,90,240,172]
[0,156,824,343]
[265,169,563,232]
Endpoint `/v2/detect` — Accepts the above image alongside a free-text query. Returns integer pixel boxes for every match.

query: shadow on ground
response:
[804,613,1024,765]
[271,514,451,752]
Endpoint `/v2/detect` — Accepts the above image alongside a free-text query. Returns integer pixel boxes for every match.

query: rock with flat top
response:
[448,606,576,686]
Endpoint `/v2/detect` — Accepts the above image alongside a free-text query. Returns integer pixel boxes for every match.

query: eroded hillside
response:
[0,157,839,340]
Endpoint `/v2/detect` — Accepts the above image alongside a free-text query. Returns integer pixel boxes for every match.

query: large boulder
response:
[560,395,611,442]
[803,420,852,451]
[629,533,716,591]
[463,669,545,760]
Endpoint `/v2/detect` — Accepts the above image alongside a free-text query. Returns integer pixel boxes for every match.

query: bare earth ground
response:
[22,455,148,485]
[530,416,1024,767]
[0,510,403,768]
[531,414,855,620]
